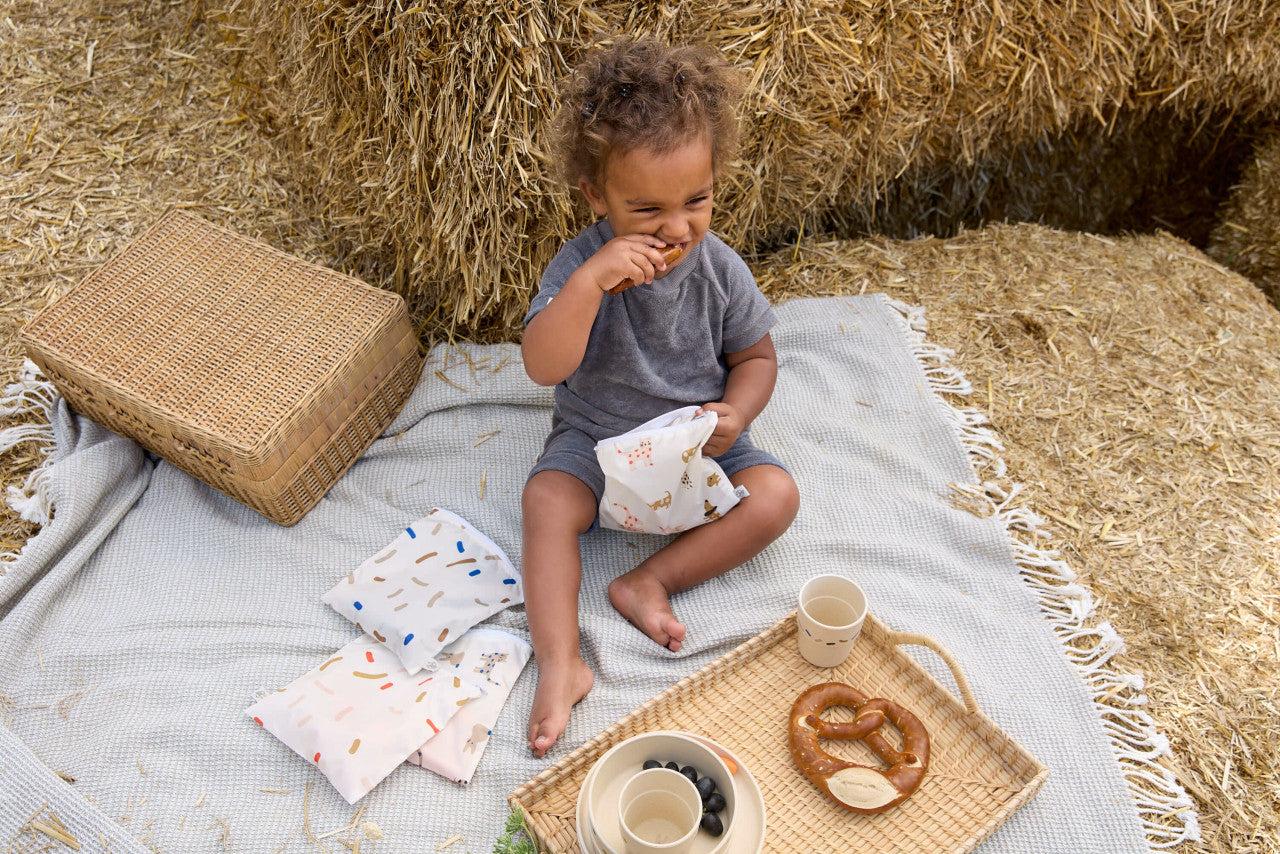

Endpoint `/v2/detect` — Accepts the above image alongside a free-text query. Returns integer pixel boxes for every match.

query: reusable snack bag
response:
[246,634,483,803]
[406,628,532,784]
[323,508,523,674]
[594,406,745,534]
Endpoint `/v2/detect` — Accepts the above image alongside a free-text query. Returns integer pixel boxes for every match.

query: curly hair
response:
[550,38,746,191]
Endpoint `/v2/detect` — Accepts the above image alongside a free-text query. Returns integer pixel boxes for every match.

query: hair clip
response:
[619,83,633,99]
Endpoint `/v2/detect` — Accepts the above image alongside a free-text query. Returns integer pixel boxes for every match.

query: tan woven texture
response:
[19,211,422,525]
[512,613,1047,854]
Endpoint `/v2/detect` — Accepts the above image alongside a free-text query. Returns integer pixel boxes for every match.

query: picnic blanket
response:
[0,295,1196,852]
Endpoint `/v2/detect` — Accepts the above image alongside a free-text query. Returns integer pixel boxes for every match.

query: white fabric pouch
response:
[406,627,532,784]
[245,634,483,804]
[594,405,746,535]
[322,508,523,674]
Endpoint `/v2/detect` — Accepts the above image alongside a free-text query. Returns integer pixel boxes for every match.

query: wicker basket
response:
[511,612,1048,854]
[20,211,422,525]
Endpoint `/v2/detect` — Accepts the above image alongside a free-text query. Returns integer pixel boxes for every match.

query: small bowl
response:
[584,731,738,854]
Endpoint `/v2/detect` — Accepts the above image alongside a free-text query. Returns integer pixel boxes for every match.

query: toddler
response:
[521,38,799,757]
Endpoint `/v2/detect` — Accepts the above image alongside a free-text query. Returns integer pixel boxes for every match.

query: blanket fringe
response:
[887,297,1200,848]
[0,361,60,560]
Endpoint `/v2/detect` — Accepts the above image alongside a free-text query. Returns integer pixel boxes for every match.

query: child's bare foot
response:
[608,570,687,651]
[528,657,594,758]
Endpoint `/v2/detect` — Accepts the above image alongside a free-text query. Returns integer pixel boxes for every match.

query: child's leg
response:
[608,464,799,649]
[522,469,599,757]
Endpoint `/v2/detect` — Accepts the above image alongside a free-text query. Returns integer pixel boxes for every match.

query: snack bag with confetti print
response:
[246,634,484,803]
[322,508,523,674]
[406,627,532,784]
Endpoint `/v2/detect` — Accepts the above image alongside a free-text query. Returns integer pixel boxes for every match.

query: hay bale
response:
[1208,125,1280,307]
[218,1,1280,337]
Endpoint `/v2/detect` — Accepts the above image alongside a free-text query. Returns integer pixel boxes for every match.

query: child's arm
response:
[699,333,778,457]
[522,234,673,386]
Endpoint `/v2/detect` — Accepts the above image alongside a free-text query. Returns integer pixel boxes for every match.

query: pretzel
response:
[608,244,685,294]
[788,682,930,813]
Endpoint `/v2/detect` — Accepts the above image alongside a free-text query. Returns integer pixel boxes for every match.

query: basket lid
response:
[21,210,409,456]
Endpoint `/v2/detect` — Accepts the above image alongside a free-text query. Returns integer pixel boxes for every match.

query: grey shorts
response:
[528,420,787,506]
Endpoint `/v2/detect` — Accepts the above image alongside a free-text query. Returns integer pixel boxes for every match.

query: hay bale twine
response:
[1208,126,1280,308]
[219,1,1280,338]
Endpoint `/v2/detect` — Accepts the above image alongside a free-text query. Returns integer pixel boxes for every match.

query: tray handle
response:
[883,630,980,717]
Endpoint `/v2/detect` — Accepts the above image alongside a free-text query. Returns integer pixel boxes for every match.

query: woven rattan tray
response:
[511,612,1048,854]
[20,211,421,525]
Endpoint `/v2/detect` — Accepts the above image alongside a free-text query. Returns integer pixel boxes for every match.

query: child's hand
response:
[582,234,674,293]
[698,402,745,457]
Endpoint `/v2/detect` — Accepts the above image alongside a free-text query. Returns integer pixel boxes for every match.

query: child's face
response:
[580,135,714,279]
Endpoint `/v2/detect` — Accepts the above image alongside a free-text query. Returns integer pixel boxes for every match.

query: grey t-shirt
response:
[524,220,776,441]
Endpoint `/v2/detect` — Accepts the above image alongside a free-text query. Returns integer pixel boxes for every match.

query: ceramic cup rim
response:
[799,574,868,630]
[616,766,702,852]
[585,730,739,854]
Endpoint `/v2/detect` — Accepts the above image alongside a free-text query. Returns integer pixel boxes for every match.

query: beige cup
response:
[616,767,703,854]
[797,574,868,668]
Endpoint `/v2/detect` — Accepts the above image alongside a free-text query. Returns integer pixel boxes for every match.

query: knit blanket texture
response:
[0,295,1191,852]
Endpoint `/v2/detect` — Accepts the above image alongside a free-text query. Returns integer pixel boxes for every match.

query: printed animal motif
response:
[706,472,721,487]
[612,502,642,531]
[648,490,672,511]
[474,651,509,684]
[439,651,466,668]
[618,438,655,470]
[682,445,700,463]
[464,722,490,753]
[703,500,721,521]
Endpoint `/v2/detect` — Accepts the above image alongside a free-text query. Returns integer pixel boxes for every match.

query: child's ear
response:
[578,177,608,217]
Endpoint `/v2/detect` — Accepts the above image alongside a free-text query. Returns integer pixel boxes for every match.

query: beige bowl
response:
[583,731,738,854]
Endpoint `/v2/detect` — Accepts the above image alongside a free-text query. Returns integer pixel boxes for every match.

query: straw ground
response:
[2,1,1277,852]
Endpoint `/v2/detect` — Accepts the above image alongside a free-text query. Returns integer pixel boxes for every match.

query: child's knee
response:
[776,471,801,522]
[522,470,598,532]
[734,465,799,531]
[762,469,800,529]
